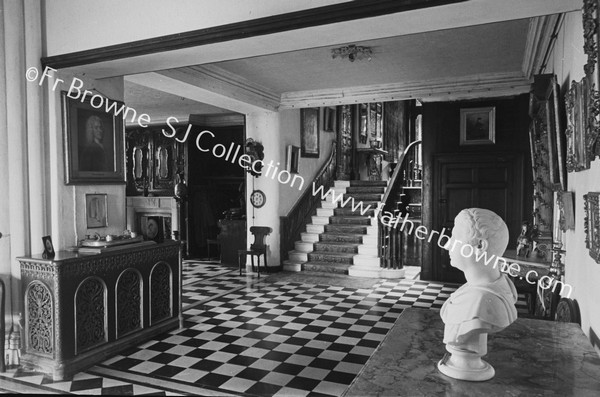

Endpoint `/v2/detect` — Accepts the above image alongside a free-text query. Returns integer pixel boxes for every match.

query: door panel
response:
[433,153,523,283]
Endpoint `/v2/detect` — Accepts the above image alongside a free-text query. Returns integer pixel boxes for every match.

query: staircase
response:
[283,180,386,274]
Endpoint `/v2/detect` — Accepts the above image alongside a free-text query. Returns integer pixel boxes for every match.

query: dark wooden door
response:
[432,153,523,283]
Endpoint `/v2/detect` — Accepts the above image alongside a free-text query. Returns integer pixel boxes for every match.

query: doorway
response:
[186,124,246,260]
[432,152,524,283]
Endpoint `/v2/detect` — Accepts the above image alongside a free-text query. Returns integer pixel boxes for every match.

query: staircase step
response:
[334,207,376,216]
[346,186,386,194]
[316,208,335,217]
[283,260,302,272]
[334,180,351,189]
[344,193,383,201]
[325,224,368,234]
[314,242,359,253]
[340,200,381,211]
[308,251,355,264]
[306,224,325,234]
[301,232,320,242]
[319,233,364,244]
[311,215,330,225]
[288,250,309,262]
[350,180,387,187]
[320,200,338,209]
[329,216,371,225]
[295,241,314,252]
[302,261,351,275]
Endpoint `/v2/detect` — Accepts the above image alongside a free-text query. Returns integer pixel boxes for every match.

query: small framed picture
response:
[286,145,300,174]
[42,235,55,258]
[141,215,164,243]
[301,108,319,158]
[460,107,496,145]
[323,107,337,132]
[86,193,108,228]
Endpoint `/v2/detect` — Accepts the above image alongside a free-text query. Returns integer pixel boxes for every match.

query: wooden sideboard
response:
[17,240,182,380]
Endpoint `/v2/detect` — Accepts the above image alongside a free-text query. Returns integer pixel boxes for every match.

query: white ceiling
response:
[118,0,579,121]
[212,19,529,93]
[125,18,531,120]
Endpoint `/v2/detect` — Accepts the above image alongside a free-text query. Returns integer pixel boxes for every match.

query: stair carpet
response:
[283,180,386,275]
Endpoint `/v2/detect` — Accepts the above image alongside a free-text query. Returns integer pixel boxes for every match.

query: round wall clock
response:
[250,189,266,208]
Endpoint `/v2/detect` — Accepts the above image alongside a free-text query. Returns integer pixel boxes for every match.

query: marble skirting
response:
[345,308,600,396]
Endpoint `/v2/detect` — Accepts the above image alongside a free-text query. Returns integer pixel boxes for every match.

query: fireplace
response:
[126,197,179,241]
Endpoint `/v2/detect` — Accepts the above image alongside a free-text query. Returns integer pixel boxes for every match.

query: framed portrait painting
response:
[301,108,319,158]
[86,193,108,228]
[459,107,496,145]
[62,91,125,184]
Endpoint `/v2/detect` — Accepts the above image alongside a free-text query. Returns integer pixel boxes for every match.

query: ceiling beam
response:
[125,66,279,115]
[42,0,467,69]
[279,72,532,108]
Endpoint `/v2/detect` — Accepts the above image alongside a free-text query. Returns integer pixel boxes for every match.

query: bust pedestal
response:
[437,334,495,381]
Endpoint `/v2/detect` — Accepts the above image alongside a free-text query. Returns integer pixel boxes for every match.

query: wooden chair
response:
[238,226,272,277]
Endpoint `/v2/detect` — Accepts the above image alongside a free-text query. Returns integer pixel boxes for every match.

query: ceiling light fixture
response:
[331,44,373,62]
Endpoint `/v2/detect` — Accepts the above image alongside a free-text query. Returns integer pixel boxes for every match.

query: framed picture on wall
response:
[301,108,319,158]
[459,107,496,145]
[323,107,337,132]
[546,76,567,191]
[565,77,590,172]
[286,145,300,174]
[62,91,125,184]
[85,193,108,228]
[584,192,600,264]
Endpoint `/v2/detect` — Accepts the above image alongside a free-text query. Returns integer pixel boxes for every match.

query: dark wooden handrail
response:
[280,141,337,264]
[378,140,422,269]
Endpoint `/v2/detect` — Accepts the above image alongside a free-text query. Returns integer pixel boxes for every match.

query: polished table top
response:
[346,308,600,396]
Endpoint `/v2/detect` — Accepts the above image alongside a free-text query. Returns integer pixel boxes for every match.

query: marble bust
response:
[438,208,518,381]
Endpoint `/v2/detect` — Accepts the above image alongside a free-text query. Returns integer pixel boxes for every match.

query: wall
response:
[545,10,600,350]
[43,0,348,56]
[278,108,336,216]
[421,94,532,280]
[45,72,126,249]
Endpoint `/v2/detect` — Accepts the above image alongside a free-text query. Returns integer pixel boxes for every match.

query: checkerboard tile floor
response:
[0,261,530,396]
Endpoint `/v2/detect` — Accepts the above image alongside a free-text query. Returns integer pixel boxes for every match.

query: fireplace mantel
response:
[126,196,179,239]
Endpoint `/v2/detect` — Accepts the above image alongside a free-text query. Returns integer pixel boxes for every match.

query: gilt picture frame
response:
[584,192,600,264]
[546,77,567,191]
[301,108,319,158]
[459,107,496,145]
[565,77,590,172]
[582,0,600,167]
[62,91,125,184]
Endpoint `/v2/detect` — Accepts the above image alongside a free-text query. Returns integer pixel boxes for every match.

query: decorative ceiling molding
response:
[522,14,562,79]
[279,72,532,108]
[185,65,280,108]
